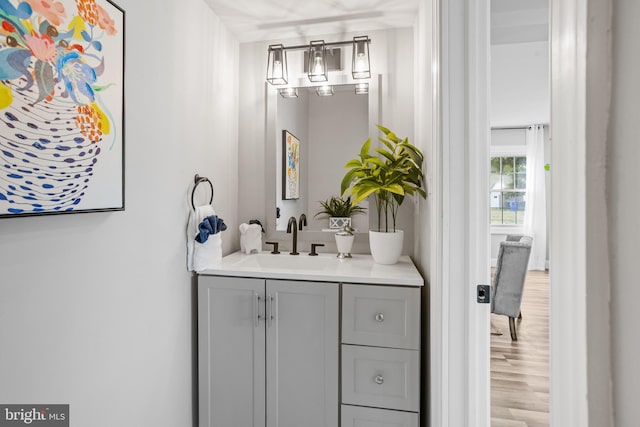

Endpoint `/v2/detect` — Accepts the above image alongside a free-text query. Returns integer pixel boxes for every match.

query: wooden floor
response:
[491,270,549,427]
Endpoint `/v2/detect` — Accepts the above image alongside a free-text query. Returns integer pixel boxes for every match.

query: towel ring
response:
[191,174,214,210]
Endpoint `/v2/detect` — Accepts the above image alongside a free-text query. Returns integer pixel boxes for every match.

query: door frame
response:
[430,0,613,425]
[430,0,491,425]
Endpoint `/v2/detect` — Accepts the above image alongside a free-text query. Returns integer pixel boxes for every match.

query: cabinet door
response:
[265,280,339,427]
[198,276,265,427]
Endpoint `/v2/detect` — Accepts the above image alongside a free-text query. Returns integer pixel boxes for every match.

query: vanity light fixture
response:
[279,87,299,98]
[355,83,369,95]
[266,44,288,85]
[265,36,371,86]
[352,36,371,79]
[308,40,328,82]
[316,85,334,97]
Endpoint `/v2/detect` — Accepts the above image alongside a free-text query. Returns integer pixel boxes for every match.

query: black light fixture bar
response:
[267,36,371,86]
[267,38,371,53]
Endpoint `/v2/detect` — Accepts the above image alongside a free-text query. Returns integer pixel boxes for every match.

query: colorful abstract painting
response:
[282,130,299,200]
[0,0,124,218]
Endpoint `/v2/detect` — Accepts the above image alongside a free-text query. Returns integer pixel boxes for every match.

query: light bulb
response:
[273,61,282,79]
[313,52,324,75]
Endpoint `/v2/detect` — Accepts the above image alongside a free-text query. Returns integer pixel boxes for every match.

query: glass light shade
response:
[316,85,334,96]
[352,36,371,79]
[267,44,288,85]
[279,87,298,98]
[355,83,369,95]
[308,40,328,82]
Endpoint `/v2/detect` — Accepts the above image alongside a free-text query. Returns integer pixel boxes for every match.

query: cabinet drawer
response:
[342,284,420,350]
[341,405,418,427]
[342,345,419,412]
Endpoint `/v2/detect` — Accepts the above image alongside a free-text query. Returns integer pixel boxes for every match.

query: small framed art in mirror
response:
[282,130,300,200]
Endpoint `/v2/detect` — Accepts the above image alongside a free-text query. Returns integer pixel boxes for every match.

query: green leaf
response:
[378,137,396,152]
[403,142,424,163]
[341,169,358,195]
[393,192,405,205]
[344,159,362,168]
[359,138,371,158]
[384,184,404,195]
[415,187,427,199]
[351,187,378,205]
[365,157,385,167]
[375,148,396,163]
[376,124,391,135]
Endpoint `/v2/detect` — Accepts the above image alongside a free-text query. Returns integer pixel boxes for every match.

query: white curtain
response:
[523,125,547,270]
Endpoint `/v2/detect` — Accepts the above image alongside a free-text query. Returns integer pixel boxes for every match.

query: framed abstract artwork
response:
[282,130,299,200]
[0,0,124,218]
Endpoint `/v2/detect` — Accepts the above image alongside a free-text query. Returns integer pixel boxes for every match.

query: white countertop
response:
[198,251,424,287]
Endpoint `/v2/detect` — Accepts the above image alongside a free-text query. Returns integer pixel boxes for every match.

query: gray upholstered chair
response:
[491,235,533,341]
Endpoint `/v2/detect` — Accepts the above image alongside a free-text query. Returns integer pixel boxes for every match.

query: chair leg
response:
[518,311,523,320]
[509,317,518,341]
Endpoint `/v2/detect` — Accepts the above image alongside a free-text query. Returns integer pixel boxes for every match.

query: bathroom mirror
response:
[265,76,380,242]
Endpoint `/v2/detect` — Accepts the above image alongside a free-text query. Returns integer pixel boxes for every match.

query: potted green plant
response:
[313,196,366,230]
[341,125,427,264]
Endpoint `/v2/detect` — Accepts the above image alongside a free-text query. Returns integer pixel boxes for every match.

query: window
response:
[490,156,526,225]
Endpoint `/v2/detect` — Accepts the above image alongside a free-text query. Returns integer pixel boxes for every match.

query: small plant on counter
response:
[313,196,367,220]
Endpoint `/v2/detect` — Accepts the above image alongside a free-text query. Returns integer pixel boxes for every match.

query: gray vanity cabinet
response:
[198,276,339,427]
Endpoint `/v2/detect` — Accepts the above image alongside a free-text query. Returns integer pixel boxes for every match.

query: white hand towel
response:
[239,223,262,255]
[187,205,215,271]
[193,233,222,272]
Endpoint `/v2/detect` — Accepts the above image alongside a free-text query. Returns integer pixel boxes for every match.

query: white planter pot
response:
[329,217,351,229]
[369,230,404,265]
[335,233,355,258]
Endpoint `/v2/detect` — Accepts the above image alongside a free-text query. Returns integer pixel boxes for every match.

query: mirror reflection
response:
[274,84,370,232]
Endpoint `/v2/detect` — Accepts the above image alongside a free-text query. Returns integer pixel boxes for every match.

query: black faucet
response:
[286,217,299,255]
[298,213,307,230]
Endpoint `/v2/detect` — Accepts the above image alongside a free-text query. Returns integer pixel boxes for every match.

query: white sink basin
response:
[233,253,332,271]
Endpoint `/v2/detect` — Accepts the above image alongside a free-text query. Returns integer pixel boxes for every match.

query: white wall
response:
[238,27,415,254]
[0,1,239,426]
[608,0,640,424]
[491,41,550,127]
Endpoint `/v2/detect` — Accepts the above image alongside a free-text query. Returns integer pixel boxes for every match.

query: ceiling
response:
[203,0,549,45]
[203,0,420,43]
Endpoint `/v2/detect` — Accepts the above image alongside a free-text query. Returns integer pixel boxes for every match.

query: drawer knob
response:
[374,375,384,385]
[375,313,385,322]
